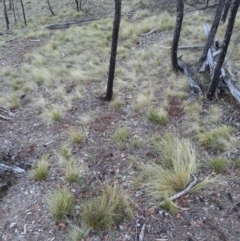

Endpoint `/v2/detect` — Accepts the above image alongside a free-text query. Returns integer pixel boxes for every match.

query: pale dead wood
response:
[0,163,25,173]
[159,174,198,206]
[178,57,202,95]
[0,37,17,44]
[46,18,99,30]
[0,114,11,120]
[159,44,204,49]
[139,223,146,241]
[140,28,156,36]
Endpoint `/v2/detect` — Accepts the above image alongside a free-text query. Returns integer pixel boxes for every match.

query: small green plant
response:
[210,157,227,173]
[69,127,85,144]
[32,154,49,181]
[82,183,133,230]
[65,158,81,183]
[114,127,130,146]
[147,108,168,125]
[46,188,73,221]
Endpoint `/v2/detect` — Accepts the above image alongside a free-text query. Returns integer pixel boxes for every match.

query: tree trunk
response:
[19,0,27,26]
[75,0,79,11]
[3,0,9,30]
[171,0,184,72]
[207,0,240,98]
[105,0,122,102]
[11,0,17,22]
[200,0,225,63]
[221,0,232,23]
[47,0,55,16]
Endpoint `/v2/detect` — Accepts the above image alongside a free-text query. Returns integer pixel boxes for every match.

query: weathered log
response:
[46,18,98,30]
[178,57,202,95]
[0,163,25,173]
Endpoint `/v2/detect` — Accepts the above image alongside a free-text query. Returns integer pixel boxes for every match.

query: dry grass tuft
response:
[32,154,49,181]
[147,108,168,125]
[46,188,73,221]
[82,183,133,230]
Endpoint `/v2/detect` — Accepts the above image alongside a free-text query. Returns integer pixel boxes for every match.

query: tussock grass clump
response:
[113,127,130,147]
[32,154,49,181]
[61,146,72,160]
[67,226,89,241]
[147,108,168,125]
[109,98,124,109]
[46,188,73,221]
[210,157,227,173]
[135,136,212,205]
[198,125,236,151]
[131,138,144,149]
[65,158,82,183]
[82,183,133,230]
[44,106,64,122]
[68,127,85,144]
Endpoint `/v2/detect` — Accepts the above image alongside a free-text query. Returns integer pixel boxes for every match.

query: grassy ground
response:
[1,0,240,240]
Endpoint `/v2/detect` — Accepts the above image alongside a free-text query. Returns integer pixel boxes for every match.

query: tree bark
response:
[3,0,9,30]
[75,0,79,12]
[221,0,232,23]
[207,0,240,98]
[200,0,225,64]
[105,0,122,102]
[171,0,184,72]
[11,0,17,22]
[47,0,55,16]
[19,0,27,26]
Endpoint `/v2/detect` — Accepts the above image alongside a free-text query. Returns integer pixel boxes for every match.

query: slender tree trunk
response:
[75,0,79,11]
[221,0,232,23]
[9,0,12,9]
[200,0,225,63]
[79,0,82,10]
[171,0,184,72]
[11,0,17,22]
[47,0,55,15]
[19,0,27,26]
[105,0,122,102]
[207,0,240,98]
[3,0,9,30]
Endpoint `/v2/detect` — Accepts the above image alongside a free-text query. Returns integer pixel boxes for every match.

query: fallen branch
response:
[46,18,99,30]
[140,28,156,36]
[139,223,146,241]
[178,57,202,95]
[0,163,25,173]
[0,114,11,121]
[159,174,197,206]
[159,44,204,50]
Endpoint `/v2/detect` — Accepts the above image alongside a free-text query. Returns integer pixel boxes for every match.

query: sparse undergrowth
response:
[1,1,240,240]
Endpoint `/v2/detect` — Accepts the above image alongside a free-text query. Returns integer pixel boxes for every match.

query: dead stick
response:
[0,114,11,120]
[139,223,146,241]
[159,174,197,206]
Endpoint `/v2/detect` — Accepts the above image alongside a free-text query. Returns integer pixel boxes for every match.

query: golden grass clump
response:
[46,188,73,221]
[32,154,49,181]
[135,136,213,205]
[198,125,236,151]
[82,183,133,230]
[147,108,168,125]
[68,127,85,144]
[113,127,130,147]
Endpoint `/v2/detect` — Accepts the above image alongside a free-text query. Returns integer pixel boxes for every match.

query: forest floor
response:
[1,0,240,241]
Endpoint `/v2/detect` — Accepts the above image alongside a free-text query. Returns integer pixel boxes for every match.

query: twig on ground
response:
[0,163,25,173]
[139,223,146,241]
[159,174,198,206]
[1,37,17,44]
[0,114,11,121]
[43,140,55,147]
[159,45,204,49]
[140,28,156,36]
